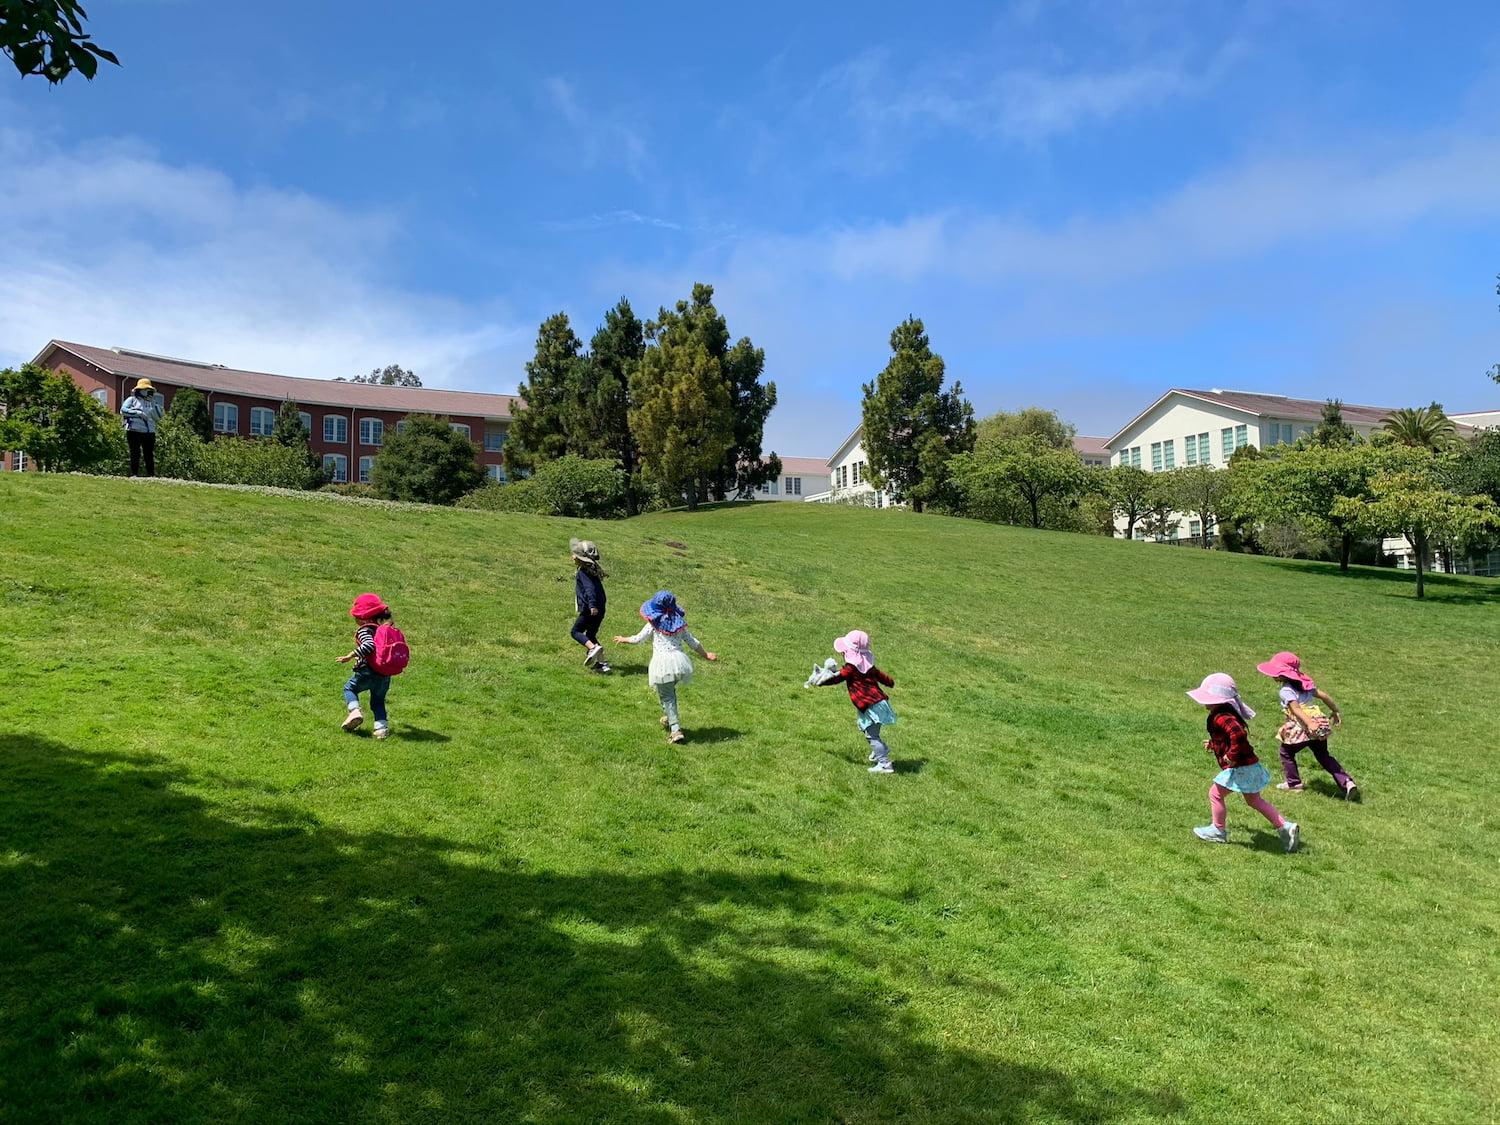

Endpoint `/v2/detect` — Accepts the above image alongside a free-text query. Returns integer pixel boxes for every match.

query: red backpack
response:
[370,622,410,676]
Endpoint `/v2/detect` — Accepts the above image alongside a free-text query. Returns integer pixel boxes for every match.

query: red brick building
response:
[3,341,519,481]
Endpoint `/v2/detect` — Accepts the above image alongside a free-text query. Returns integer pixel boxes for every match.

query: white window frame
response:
[91,388,110,407]
[1163,439,1175,469]
[484,428,506,452]
[213,402,239,434]
[449,423,471,440]
[789,476,802,496]
[323,415,348,444]
[486,464,505,482]
[358,455,374,483]
[323,453,347,483]
[396,420,408,435]
[298,411,313,436]
[13,450,28,472]
[359,418,384,447]
[249,406,276,437]
[1150,442,1163,471]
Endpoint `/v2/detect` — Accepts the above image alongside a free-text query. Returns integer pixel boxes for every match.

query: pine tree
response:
[507,313,583,474]
[566,298,645,513]
[1312,399,1356,447]
[860,317,974,512]
[166,386,213,442]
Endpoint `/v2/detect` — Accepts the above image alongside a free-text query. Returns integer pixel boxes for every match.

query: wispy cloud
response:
[544,76,650,178]
[0,126,531,392]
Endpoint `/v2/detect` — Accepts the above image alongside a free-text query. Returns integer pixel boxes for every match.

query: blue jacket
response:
[575,568,606,614]
[121,394,165,434]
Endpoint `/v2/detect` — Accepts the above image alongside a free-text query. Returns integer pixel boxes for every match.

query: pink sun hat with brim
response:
[349,592,390,620]
[833,630,874,674]
[1256,651,1315,691]
[1186,673,1255,721]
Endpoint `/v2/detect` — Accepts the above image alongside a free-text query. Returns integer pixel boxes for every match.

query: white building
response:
[1073,436,1112,467]
[1453,410,1500,430]
[750,456,832,501]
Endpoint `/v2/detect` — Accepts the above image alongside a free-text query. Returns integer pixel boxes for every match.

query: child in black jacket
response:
[570,539,610,673]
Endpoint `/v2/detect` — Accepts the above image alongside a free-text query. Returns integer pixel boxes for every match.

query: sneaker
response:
[1275,782,1305,791]
[868,761,894,774]
[868,749,878,763]
[1344,783,1360,802]
[668,730,686,744]
[583,643,603,668]
[373,726,390,741]
[595,661,612,674]
[1193,825,1228,843]
[341,709,364,732]
[1280,822,1301,853]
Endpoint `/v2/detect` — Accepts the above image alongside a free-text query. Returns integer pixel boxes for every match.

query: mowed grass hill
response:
[2,474,1497,1124]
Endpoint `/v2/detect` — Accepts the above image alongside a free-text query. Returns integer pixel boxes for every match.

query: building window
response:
[450,423,471,440]
[1266,421,1295,447]
[323,454,347,483]
[12,450,27,472]
[1150,442,1163,471]
[358,456,374,483]
[1163,439,1175,469]
[213,402,239,434]
[299,411,313,436]
[249,407,276,436]
[395,420,408,435]
[1129,446,1141,467]
[484,428,506,453]
[1189,519,1201,539]
[1235,424,1247,450]
[91,388,110,407]
[359,418,384,446]
[486,464,506,482]
[323,415,348,444]
[788,476,802,496]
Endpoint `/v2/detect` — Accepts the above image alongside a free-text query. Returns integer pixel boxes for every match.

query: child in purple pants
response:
[1257,651,1359,801]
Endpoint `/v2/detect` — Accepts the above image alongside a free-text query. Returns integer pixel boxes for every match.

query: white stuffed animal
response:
[804,657,840,688]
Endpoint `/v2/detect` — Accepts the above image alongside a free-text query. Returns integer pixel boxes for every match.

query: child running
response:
[1257,651,1358,800]
[614,591,716,743]
[570,539,610,673]
[337,593,396,740]
[1188,673,1300,852]
[813,630,898,774]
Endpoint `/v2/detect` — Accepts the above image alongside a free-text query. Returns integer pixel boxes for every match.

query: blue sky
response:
[2,0,1497,452]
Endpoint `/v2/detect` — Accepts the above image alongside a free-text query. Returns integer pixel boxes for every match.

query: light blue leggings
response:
[863,723,890,765]
[656,683,681,732]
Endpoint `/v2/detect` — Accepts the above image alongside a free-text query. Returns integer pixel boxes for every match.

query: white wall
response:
[754,470,830,501]
[811,432,892,505]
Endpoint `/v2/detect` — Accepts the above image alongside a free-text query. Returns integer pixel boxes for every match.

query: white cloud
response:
[0,126,530,391]
[544,77,649,178]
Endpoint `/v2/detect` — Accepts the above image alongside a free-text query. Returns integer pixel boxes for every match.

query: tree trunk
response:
[1200,516,1211,549]
[1028,493,1041,528]
[1414,530,1426,599]
[1124,517,1135,540]
[1339,532,1352,572]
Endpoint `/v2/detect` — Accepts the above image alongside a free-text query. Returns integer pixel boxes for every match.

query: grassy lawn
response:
[1,474,1497,1123]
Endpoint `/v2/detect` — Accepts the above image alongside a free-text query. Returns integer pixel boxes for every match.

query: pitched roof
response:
[1072,436,1110,457]
[775,455,834,475]
[1106,388,1412,447]
[39,340,521,419]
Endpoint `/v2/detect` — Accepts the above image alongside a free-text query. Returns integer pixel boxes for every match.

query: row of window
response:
[1122,421,1328,469]
[834,461,867,489]
[320,455,509,484]
[756,476,805,496]
[203,403,504,451]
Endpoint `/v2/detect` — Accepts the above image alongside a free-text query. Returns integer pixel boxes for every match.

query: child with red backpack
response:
[336,593,408,740]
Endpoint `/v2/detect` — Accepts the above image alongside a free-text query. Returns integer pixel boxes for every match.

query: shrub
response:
[0,364,118,472]
[371,414,484,505]
[150,417,324,488]
[455,456,626,518]
[167,387,213,441]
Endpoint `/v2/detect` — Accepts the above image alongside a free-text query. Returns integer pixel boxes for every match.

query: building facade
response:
[806,425,889,506]
[751,456,832,501]
[3,341,518,481]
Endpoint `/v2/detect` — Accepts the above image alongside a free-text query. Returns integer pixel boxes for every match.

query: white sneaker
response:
[583,643,602,667]
[1280,822,1301,853]
[341,709,364,732]
[868,761,894,774]
[373,724,389,741]
[1193,825,1228,843]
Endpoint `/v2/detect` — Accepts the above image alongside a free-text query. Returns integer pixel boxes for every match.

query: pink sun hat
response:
[833,629,874,674]
[349,592,389,620]
[1187,673,1256,721]
[1256,651,1315,691]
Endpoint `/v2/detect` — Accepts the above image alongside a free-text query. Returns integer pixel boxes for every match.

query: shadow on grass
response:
[1267,558,1500,606]
[0,734,1186,1122]
[894,758,928,775]
[681,726,740,745]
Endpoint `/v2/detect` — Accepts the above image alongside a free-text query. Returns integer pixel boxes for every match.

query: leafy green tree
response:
[974,407,1075,451]
[567,299,645,513]
[1102,464,1153,539]
[370,414,484,505]
[861,317,974,512]
[341,364,422,387]
[950,436,1087,529]
[271,399,324,486]
[2,0,116,82]
[507,313,585,474]
[1312,399,1356,447]
[0,363,116,471]
[629,296,735,510]
[1382,404,1457,451]
[1226,441,1377,570]
[1334,445,1499,599]
[1169,466,1228,548]
[1140,475,1182,542]
[166,386,213,442]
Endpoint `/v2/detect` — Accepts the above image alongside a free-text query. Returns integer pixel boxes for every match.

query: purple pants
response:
[1279,739,1353,790]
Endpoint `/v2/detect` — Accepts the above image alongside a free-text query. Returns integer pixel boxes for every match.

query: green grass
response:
[1,474,1497,1124]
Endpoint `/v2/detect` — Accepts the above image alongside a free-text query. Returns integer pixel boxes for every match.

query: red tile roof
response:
[1072,436,1111,457]
[40,340,520,419]
[775,455,834,475]
[1174,388,1397,426]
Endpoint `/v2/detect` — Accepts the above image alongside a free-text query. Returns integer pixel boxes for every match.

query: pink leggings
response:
[1210,784,1285,831]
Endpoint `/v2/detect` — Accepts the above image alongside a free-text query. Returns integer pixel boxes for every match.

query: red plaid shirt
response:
[1207,709,1258,770]
[821,664,894,710]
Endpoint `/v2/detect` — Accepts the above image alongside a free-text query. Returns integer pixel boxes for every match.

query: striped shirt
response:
[352,623,378,671]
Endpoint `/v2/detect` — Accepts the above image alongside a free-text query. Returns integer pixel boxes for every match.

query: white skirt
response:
[649,649,694,687]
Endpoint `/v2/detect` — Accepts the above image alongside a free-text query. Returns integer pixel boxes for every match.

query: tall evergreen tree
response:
[630,295,734,510]
[860,317,974,512]
[567,299,645,513]
[1312,399,1356,447]
[507,313,584,474]
[166,386,213,442]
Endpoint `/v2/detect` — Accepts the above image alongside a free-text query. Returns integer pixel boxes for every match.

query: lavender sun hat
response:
[1187,673,1256,722]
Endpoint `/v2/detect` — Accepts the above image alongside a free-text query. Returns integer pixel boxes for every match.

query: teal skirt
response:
[857,700,897,731]
[1213,763,1270,793]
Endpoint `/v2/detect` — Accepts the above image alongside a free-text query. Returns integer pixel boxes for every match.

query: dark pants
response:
[1279,739,1353,789]
[570,610,602,647]
[127,431,157,477]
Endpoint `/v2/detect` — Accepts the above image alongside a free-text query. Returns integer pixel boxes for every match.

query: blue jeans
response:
[343,667,390,724]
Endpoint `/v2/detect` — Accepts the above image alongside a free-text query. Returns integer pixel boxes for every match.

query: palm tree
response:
[1382,404,1457,451]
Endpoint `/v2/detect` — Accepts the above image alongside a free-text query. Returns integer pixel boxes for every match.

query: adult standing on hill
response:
[120,378,164,477]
